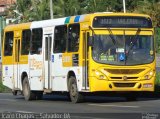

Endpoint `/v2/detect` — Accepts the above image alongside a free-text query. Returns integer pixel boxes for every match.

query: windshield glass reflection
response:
[92,35,154,65]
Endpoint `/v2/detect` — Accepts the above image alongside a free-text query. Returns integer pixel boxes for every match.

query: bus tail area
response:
[2,12,156,103]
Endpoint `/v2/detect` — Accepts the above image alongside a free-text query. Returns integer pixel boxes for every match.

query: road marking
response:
[0,99,17,102]
[88,104,139,108]
[16,111,35,113]
[71,115,113,119]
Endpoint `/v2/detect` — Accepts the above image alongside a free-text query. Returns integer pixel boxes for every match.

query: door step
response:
[44,89,52,93]
[13,88,20,91]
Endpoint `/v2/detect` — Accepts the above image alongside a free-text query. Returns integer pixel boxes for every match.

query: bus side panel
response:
[52,53,84,91]
[2,31,14,90]
[51,53,68,91]
[29,55,43,91]
[51,54,83,91]
[2,64,14,89]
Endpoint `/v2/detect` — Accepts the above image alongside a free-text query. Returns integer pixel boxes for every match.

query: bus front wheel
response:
[68,76,84,103]
[22,77,36,101]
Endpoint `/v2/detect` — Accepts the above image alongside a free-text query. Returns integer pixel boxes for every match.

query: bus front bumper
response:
[89,76,155,92]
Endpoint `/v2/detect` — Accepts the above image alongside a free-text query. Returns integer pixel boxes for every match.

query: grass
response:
[155,72,160,92]
[156,72,160,85]
[0,80,6,93]
[0,79,11,93]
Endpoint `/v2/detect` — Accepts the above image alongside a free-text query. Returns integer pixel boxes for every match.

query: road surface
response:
[0,93,160,119]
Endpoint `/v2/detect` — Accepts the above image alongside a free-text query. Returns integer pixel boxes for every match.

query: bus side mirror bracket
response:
[88,36,93,47]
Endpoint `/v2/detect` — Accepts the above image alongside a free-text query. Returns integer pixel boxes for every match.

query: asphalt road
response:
[0,93,160,119]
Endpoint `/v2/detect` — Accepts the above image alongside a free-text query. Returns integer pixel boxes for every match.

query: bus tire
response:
[22,76,36,101]
[12,90,17,96]
[68,76,84,103]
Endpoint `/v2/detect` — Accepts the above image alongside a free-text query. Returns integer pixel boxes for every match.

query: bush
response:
[156,72,160,85]
[155,72,160,92]
[0,80,11,93]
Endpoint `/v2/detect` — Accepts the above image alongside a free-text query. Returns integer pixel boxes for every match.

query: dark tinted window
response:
[4,32,13,56]
[68,24,80,52]
[54,25,67,53]
[31,28,43,54]
[21,29,31,55]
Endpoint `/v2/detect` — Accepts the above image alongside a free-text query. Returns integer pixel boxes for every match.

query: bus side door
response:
[44,34,52,90]
[14,30,21,89]
[82,31,90,90]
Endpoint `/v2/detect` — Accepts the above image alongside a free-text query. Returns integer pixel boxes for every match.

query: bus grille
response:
[110,77,138,80]
[114,83,135,87]
[104,69,144,74]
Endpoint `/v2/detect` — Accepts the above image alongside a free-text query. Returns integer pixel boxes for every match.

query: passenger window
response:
[68,24,80,52]
[31,28,43,54]
[54,25,67,53]
[4,32,13,56]
[21,29,31,55]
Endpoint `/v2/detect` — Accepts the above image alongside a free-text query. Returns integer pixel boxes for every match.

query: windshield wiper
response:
[125,28,141,64]
[106,28,117,47]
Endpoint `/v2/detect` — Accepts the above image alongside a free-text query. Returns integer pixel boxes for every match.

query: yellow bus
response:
[2,13,155,103]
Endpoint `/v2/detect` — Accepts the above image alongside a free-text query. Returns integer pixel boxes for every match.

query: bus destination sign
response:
[93,16,152,28]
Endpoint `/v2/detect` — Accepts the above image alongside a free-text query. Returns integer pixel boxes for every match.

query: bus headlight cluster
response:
[95,70,107,80]
[144,70,154,80]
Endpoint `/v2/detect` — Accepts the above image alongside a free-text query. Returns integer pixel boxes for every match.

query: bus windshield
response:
[92,34,154,65]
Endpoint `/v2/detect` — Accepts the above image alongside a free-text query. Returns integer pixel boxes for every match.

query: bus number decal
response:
[62,56,71,63]
[62,55,72,67]
[30,58,42,70]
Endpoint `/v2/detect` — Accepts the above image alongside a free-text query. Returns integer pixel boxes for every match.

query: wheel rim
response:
[71,82,77,98]
[24,81,29,97]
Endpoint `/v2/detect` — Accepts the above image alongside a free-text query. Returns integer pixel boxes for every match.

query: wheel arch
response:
[21,72,28,89]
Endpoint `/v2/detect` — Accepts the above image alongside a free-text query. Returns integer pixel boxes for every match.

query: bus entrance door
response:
[14,38,20,89]
[82,31,90,90]
[44,35,52,90]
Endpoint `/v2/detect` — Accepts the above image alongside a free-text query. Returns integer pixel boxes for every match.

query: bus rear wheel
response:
[12,90,17,96]
[22,76,36,101]
[68,76,84,103]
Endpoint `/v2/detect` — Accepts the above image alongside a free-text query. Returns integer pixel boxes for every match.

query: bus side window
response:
[53,25,67,53]
[21,29,31,55]
[31,28,43,54]
[68,24,80,52]
[4,32,13,56]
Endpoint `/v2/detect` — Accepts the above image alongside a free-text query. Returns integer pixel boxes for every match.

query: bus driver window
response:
[68,24,80,52]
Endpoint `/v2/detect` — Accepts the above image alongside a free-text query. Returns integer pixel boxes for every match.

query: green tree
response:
[80,0,121,13]
[134,0,160,27]
[30,0,50,21]
[5,0,160,26]
[5,0,32,23]
[53,0,82,18]
[6,0,50,22]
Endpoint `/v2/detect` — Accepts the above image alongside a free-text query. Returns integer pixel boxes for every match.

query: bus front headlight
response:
[95,70,107,80]
[144,70,154,80]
